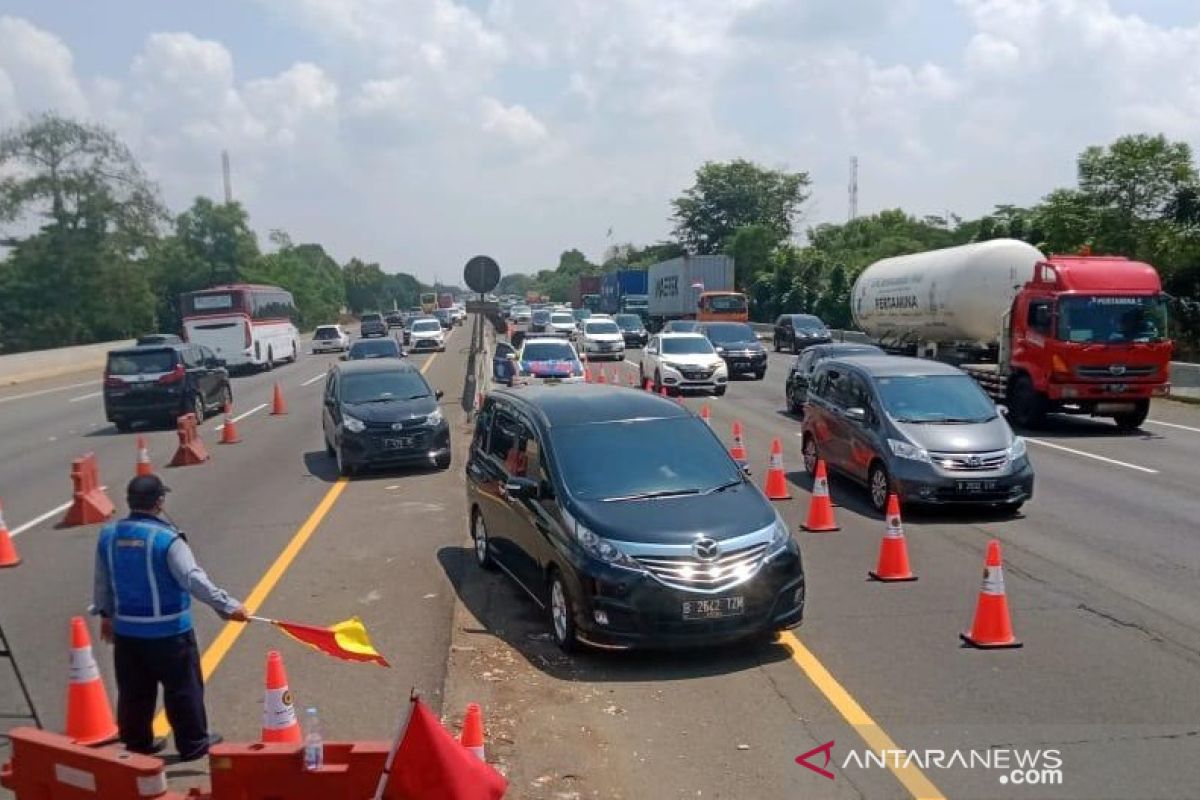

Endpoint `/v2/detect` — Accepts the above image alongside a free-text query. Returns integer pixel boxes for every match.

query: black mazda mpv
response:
[465,383,805,651]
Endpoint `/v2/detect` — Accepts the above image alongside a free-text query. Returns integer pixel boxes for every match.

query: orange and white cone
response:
[270,383,288,416]
[800,459,839,532]
[219,404,241,445]
[868,494,916,581]
[135,436,153,477]
[0,500,21,568]
[763,438,791,500]
[596,369,607,384]
[729,421,748,464]
[961,540,1022,648]
[643,377,653,392]
[699,404,711,427]
[65,617,118,745]
[460,702,486,761]
[261,650,302,743]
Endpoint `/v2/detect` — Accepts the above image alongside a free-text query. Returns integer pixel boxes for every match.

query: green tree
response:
[671,159,810,254]
[723,224,776,290]
[248,239,345,328]
[174,197,260,285]
[342,258,388,313]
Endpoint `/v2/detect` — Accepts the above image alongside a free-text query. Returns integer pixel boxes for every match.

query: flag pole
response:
[373,688,418,800]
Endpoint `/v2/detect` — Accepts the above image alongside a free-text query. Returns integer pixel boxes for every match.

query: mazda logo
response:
[1109,364,1127,376]
[692,537,720,562]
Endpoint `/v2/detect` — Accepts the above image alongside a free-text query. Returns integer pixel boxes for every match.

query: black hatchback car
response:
[322,360,451,475]
[346,338,405,360]
[773,314,832,353]
[701,322,768,380]
[466,384,805,651]
[614,314,649,348]
[104,344,231,431]
[785,343,883,414]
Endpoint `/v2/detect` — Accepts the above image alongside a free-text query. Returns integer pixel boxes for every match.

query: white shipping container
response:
[851,239,1046,345]
[647,255,735,319]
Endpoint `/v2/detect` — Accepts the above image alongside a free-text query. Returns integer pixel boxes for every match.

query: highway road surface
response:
[3,328,1200,799]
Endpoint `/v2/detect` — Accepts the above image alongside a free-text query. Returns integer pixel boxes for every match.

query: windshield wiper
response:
[601,488,702,502]
[353,397,404,404]
[702,479,742,495]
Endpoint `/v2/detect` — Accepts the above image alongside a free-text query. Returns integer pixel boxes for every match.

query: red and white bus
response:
[180,284,300,370]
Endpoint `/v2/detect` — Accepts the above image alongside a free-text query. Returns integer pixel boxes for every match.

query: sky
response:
[1,0,1198,283]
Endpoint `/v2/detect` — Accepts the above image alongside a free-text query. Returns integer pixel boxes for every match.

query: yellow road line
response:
[153,345,443,736]
[779,631,946,800]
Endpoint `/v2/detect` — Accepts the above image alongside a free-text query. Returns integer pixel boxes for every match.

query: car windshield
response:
[521,342,576,362]
[666,321,700,332]
[349,340,400,358]
[108,349,176,375]
[877,375,997,423]
[314,328,339,339]
[412,320,440,332]
[662,337,715,355]
[1056,296,1168,344]
[705,294,747,313]
[614,315,643,330]
[793,316,827,331]
[551,313,574,325]
[585,321,619,335]
[704,323,756,343]
[552,417,741,501]
[340,370,430,404]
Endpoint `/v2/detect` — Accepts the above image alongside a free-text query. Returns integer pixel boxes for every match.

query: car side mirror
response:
[504,476,539,500]
[844,407,867,423]
[997,404,1009,417]
[741,463,753,477]
[435,390,444,400]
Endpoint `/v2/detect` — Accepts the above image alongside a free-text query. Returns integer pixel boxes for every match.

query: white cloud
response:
[0,16,88,124]
[480,97,548,146]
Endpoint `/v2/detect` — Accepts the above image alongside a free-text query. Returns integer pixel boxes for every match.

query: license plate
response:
[682,596,745,621]
[382,437,415,450]
[733,361,749,368]
[1105,383,1129,393]
[956,479,998,493]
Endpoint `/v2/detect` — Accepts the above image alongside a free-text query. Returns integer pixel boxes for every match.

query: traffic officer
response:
[92,474,248,760]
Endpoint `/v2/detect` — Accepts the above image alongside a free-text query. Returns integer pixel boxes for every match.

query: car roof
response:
[350,338,398,347]
[494,383,689,429]
[804,343,882,356]
[109,343,186,356]
[788,314,824,322]
[521,337,575,347]
[334,358,419,375]
[822,355,965,377]
[314,324,341,330]
[656,332,708,339]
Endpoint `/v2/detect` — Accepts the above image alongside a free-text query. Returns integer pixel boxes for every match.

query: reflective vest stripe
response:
[146,527,161,618]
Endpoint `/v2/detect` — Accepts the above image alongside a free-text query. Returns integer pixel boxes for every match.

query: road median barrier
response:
[167,414,209,467]
[61,453,115,527]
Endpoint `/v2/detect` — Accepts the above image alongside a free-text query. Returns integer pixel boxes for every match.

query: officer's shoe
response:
[178,732,224,762]
[127,736,168,756]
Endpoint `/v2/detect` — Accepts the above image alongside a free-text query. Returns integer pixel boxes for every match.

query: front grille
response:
[929,450,1008,472]
[634,543,768,592]
[1076,365,1156,379]
[681,369,713,380]
[366,416,427,431]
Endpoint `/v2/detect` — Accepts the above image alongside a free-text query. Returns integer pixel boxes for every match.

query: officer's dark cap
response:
[127,475,171,509]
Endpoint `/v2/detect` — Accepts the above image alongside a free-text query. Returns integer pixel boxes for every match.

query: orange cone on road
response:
[869,494,916,581]
[764,438,791,500]
[699,404,711,427]
[270,382,288,416]
[261,650,302,743]
[729,421,748,464]
[643,377,653,392]
[65,617,118,746]
[0,500,21,568]
[135,436,153,477]
[460,702,486,761]
[219,404,241,445]
[961,540,1022,648]
[800,459,839,532]
[596,369,606,384]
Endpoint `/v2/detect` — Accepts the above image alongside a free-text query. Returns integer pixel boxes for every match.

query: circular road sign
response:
[463,255,501,294]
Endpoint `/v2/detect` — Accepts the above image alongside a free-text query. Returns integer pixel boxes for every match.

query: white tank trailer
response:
[850,239,1046,347]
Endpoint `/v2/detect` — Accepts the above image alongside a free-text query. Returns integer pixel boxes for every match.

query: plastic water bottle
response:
[302,707,323,771]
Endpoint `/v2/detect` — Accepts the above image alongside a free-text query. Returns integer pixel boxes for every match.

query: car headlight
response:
[888,438,930,463]
[1009,436,1027,460]
[715,346,726,353]
[662,361,686,371]
[768,514,792,555]
[343,414,366,433]
[711,361,727,372]
[575,525,642,571]
[424,408,443,427]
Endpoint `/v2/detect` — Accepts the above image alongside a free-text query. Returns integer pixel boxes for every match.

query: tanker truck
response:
[850,239,1172,430]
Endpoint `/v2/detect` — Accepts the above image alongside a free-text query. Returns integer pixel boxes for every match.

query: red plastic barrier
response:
[61,453,115,527]
[207,741,401,799]
[0,727,188,799]
[168,413,210,467]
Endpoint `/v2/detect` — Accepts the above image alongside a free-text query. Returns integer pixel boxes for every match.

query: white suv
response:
[408,318,446,352]
[640,333,728,396]
[311,325,350,353]
[578,318,625,361]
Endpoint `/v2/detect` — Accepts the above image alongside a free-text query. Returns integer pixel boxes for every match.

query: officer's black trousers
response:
[113,630,208,758]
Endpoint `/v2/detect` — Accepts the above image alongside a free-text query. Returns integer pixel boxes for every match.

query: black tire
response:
[787,386,804,415]
[754,370,766,381]
[114,420,132,433]
[773,336,781,353]
[714,386,727,397]
[1008,375,1047,430]
[802,435,818,475]
[220,384,233,412]
[548,570,578,653]
[289,340,298,363]
[1114,399,1150,432]
[336,446,356,477]
[265,347,275,371]
[325,436,335,457]
[435,450,452,470]
[791,338,799,355]
[654,369,664,394]
[192,393,206,422]
[471,510,496,571]
[867,461,891,514]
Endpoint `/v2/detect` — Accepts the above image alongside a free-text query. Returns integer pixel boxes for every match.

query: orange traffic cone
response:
[699,404,711,427]
[763,438,791,500]
[729,421,748,464]
[961,540,1022,648]
[596,369,606,384]
[64,617,118,746]
[460,702,486,761]
[801,459,839,532]
[135,436,153,477]
[869,494,916,581]
[0,500,21,568]
[219,404,241,445]
[270,383,288,416]
[643,378,653,392]
[261,650,302,743]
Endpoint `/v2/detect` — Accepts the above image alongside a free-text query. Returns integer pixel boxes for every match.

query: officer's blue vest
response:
[98,516,192,638]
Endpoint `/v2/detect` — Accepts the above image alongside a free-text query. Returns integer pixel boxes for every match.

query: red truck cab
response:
[1004,254,1172,430]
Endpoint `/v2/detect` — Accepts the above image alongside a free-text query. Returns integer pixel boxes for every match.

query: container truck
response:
[600,269,650,317]
[570,276,602,309]
[851,239,1172,431]
[646,255,747,329]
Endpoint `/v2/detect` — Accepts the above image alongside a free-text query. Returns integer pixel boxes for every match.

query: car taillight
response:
[157,365,186,385]
[244,321,253,348]
[104,375,124,388]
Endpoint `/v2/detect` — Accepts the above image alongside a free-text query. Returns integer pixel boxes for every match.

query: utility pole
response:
[848,155,859,222]
[222,150,233,204]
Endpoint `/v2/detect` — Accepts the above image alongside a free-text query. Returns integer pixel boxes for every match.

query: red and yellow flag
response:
[271,616,390,667]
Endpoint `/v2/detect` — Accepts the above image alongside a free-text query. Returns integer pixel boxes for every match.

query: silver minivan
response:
[800,356,1034,514]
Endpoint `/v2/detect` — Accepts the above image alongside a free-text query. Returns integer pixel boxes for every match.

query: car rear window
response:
[349,339,401,358]
[314,328,339,339]
[361,314,383,323]
[107,349,178,375]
